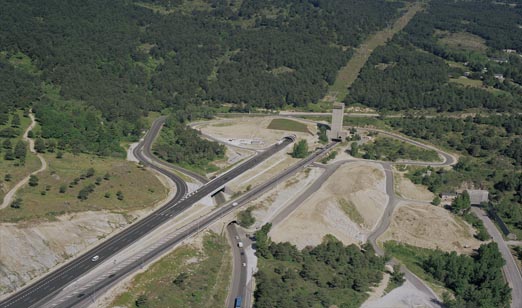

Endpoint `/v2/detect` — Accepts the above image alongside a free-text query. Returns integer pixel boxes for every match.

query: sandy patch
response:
[195,117,318,150]
[325,162,387,230]
[269,161,388,249]
[379,202,482,253]
[395,171,434,202]
[249,167,323,228]
[365,273,390,303]
[362,280,438,308]
[270,197,365,249]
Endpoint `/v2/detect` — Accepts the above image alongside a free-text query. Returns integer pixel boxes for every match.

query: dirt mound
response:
[269,162,388,249]
[395,171,434,202]
[379,202,482,253]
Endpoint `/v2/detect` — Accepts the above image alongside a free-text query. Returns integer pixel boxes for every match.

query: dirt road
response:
[0,111,47,210]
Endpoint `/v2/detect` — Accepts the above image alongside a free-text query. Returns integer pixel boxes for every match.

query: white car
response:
[91,255,100,262]
[232,202,238,206]
[242,262,246,267]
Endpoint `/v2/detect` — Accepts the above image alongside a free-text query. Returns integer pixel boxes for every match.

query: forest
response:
[387,242,511,307]
[253,224,385,307]
[346,43,515,111]
[0,0,402,156]
[153,115,226,173]
[393,115,522,236]
[346,0,522,112]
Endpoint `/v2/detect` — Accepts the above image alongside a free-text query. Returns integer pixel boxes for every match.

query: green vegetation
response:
[0,153,167,222]
[385,241,511,307]
[320,150,337,164]
[395,115,522,236]
[254,224,385,308]
[267,119,309,133]
[153,116,226,174]
[291,140,309,159]
[111,232,231,308]
[237,207,255,228]
[359,136,440,162]
[385,264,405,294]
[328,2,422,101]
[347,42,512,112]
[0,0,401,129]
[0,110,42,203]
[338,198,364,226]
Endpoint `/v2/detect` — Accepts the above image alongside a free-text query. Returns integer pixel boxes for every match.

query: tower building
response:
[328,102,347,141]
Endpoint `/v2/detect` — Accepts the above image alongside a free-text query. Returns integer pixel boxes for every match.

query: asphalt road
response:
[0,120,293,308]
[54,141,336,308]
[356,128,457,166]
[472,207,522,308]
[226,224,248,308]
[140,116,209,184]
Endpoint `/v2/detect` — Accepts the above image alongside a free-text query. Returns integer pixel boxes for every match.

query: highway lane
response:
[139,116,209,184]
[0,121,293,308]
[472,207,522,308]
[226,224,248,308]
[53,141,337,308]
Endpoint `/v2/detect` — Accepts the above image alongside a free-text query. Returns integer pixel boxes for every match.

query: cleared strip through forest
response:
[326,2,424,102]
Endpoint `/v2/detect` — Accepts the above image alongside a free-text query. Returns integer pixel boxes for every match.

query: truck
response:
[237,242,243,248]
[234,296,242,308]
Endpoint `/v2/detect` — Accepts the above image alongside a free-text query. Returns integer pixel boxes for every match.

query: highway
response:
[0,118,294,308]
[138,116,209,184]
[52,140,337,308]
[226,223,248,308]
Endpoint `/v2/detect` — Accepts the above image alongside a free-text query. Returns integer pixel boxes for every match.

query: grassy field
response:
[360,136,441,162]
[267,118,310,133]
[450,76,507,95]
[437,31,488,53]
[111,232,231,308]
[0,110,42,204]
[338,198,364,226]
[327,2,424,102]
[0,152,167,222]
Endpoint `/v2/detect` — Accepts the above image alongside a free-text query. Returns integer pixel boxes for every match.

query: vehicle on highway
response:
[237,242,243,248]
[232,202,238,206]
[234,296,242,308]
[91,255,99,262]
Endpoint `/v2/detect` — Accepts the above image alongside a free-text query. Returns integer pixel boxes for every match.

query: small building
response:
[466,189,489,205]
[503,49,517,54]
[494,74,505,81]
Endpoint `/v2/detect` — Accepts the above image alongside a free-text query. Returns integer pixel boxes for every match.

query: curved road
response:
[140,116,208,184]
[0,118,293,308]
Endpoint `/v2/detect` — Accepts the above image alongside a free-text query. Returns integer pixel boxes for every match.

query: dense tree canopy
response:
[254,224,384,307]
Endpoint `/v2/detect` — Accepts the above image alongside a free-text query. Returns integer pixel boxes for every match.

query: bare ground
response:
[269,161,388,249]
[195,116,318,150]
[379,202,482,253]
[394,170,434,202]
[362,280,438,308]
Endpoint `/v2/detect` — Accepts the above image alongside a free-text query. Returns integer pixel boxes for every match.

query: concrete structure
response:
[328,103,347,141]
[466,189,489,205]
